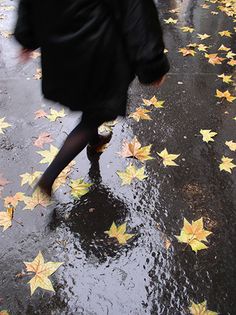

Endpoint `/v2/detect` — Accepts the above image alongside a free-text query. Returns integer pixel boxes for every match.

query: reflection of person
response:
[14,0,170,196]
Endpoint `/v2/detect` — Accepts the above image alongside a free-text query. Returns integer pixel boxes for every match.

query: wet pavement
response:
[0,0,236,314]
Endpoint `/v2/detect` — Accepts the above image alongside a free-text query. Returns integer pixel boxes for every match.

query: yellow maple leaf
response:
[46,108,66,122]
[0,311,10,315]
[179,47,196,56]
[157,148,180,166]
[175,218,212,252]
[204,53,225,65]
[24,251,63,295]
[37,145,59,164]
[219,156,236,173]
[164,17,178,24]
[217,73,233,84]
[142,96,165,108]
[117,164,147,185]
[215,89,236,102]
[197,44,209,52]
[227,59,236,66]
[218,30,232,37]
[70,179,92,199]
[188,43,199,49]
[4,192,25,208]
[225,140,236,152]
[189,300,218,315]
[0,206,14,231]
[105,222,135,244]
[98,119,118,134]
[226,51,236,59]
[197,33,211,40]
[20,171,42,187]
[129,107,152,122]
[0,117,11,134]
[180,26,194,33]
[200,129,217,143]
[119,137,154,162]
[218,44,230,51]
[23,188,53,210]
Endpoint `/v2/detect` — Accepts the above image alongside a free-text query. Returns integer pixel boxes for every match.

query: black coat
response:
[14,0,170,119]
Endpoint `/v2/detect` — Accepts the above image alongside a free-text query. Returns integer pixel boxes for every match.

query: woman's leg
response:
[38,114,105,196]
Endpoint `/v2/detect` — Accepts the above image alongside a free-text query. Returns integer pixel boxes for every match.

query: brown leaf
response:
[34,110,47,119]
[34,132,53,148]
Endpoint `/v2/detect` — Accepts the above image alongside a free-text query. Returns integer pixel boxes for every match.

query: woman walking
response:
[14,0,170,196]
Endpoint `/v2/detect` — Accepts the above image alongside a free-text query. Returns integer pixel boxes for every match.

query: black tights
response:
[39,113,112,193]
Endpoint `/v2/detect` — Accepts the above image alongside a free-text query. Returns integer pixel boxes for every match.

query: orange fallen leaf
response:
[205,53,225,65]
[129,107,152,122]
[23,188,53,210]
[34,110,47,119]
[227,59,236,66]
[4,192,25,208]
[119,137,154,162]
[34,132,53,148]
[179,47,196,56]
[176,218,212,252]
[215,89,236,102]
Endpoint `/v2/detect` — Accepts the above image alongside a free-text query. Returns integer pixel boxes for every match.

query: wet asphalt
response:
[0,0,236,314]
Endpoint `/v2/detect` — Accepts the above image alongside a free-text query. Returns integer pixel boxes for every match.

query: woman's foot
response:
[36,177,53,197]
[87,132,113,152]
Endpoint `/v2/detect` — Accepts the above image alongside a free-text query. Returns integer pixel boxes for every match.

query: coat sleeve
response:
[13,0,39,50]
[103,0,170,84]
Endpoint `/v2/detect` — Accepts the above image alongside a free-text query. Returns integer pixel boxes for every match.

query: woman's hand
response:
[18,48,33,63]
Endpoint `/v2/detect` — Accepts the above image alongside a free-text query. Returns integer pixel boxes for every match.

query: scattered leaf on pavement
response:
[34,110,47,119]
[0,206,14,231]
[24,251,63,295]
[23,188,53,210]
[179,47,196,56]
[46,108,66,122]
[119,137,154,162]
[189,300,218,315]
[175,218,212,252]
[34,132,53,148]
[217,73,233,84]
[20,171,42,187]
[70,179,92,199]
[142,96,165,108]
[105,222,135,244]
[157,148,180,166]
[200,129,217,143]
[0,117,11,134]
[4,192,25,208]
[219,156,236,173]
[129,107,152,122]
[37,145,59,164]
[225,140,236,152]
[117,164,147,185]
[215,89,236,102]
